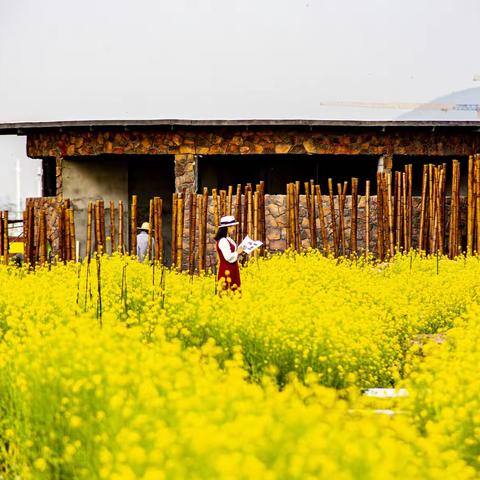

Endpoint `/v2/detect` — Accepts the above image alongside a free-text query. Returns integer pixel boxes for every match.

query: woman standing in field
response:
[215,215,243,291]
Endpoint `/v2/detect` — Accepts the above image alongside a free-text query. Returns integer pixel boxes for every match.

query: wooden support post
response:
[176,196,184,271]
[365,180,370,257]
[376,173,384,260]
[235,184,242,245]
[220,190,226,217]
[189,192,197,274]
[171,193,178,264]
[467,155,475,255]
[86,202,93,261]
[198,195,205,272]
[350,177,358,255]
[109,200,116,254]
[118,200,124,254]
[227,185,233,216]
[419,165,428,252]
[130,195,137,257]
[68,208,76,261]
[147,199,154,262]
[212,189,219,229]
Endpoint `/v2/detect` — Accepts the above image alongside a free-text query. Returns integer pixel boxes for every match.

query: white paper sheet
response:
[238,235,263,254]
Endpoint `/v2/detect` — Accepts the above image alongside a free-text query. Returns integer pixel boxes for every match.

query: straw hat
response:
[219,215,238,227]
[137,222,150,232]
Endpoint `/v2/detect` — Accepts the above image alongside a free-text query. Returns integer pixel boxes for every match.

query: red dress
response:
[216,237,241,290]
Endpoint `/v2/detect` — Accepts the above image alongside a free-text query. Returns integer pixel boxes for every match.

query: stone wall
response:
[27,126,478,158]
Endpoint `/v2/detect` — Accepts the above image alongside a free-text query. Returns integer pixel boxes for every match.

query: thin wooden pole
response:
[337,182,346,256]
[65,205,72,262]
[418,165,427,251]
[247,186,253,238]
[212,189,219,229]
[474,155,480,254]
[69,208,76,261]
[365,180,370,257]
[253,190,259,241]
[171,193,178,264]
[402,172,407,251]
[376,173,384,259]
[386,172,394,257]
[235,184,242,245]
[109,200,116,254]
[227,185,233,216]
[309,180,317,248]
[467,155,475,255]
[130,195,137,257]
[287,183,294,249]
[220,190,226,217]
[118,200,124,254]
[198,195,204,271]
[86,202,93,261]
[428,164,435,253]
[39,209,46,265]
[328,179,338,256]
[176,196,184,271]
[405,164,413,251]
[0,211,3,262]
[350,177,358,255]
[147,199,154,262]
[394,171,402,251]
[189,192,197,274]
[94,201,101,254]
[294,181,301,250]
[99,200,105,252]
[156,197,163,263]
[202,188,208,268]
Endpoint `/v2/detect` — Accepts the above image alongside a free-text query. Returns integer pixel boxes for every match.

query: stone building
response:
[0,119,479,260]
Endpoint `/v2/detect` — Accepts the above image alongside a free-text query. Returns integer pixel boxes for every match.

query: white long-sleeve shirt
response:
[218,237,238,263]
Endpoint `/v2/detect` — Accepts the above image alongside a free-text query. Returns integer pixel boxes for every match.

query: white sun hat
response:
[219,215,239,227]
[137,222,150,232]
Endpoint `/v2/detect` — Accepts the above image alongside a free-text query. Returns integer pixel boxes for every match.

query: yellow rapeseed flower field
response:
[0,251,479,478]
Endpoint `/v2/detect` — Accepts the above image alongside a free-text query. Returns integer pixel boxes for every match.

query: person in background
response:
[136,222,152,261]
[214,215,243,291]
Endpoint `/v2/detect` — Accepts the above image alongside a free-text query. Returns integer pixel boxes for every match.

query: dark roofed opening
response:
[198,154,379,195]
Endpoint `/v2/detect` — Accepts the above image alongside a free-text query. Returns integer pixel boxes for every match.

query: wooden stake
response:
[118,200,124,254]
[419,165,428,252]
[235,184,242,245]
[202,187,208,268]
[130,195,137,257]
[154,197,163,263]
[198,195,205,272]
[109,200,116,253]
[189,192,197,274]
[212,189,219,229]
[386,172,394,257]
[365,180,370,257]
[309,180,317,248]
[176,196,184,271]
[147,199,154,262]
[350,177,358,255]
[376,173,384,259]
[68,208,76,262]
[467,155,475,255]
[227,185,233,216]
[39,209,46,265]
[86,202,93,261]
[171,193,178,265]
[220,190,226,217]
[337,182,346,255]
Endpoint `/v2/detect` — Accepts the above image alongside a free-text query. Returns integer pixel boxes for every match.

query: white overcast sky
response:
[0,0,479,211]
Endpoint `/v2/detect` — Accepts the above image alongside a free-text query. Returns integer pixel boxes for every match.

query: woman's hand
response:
[237,246,244,254]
